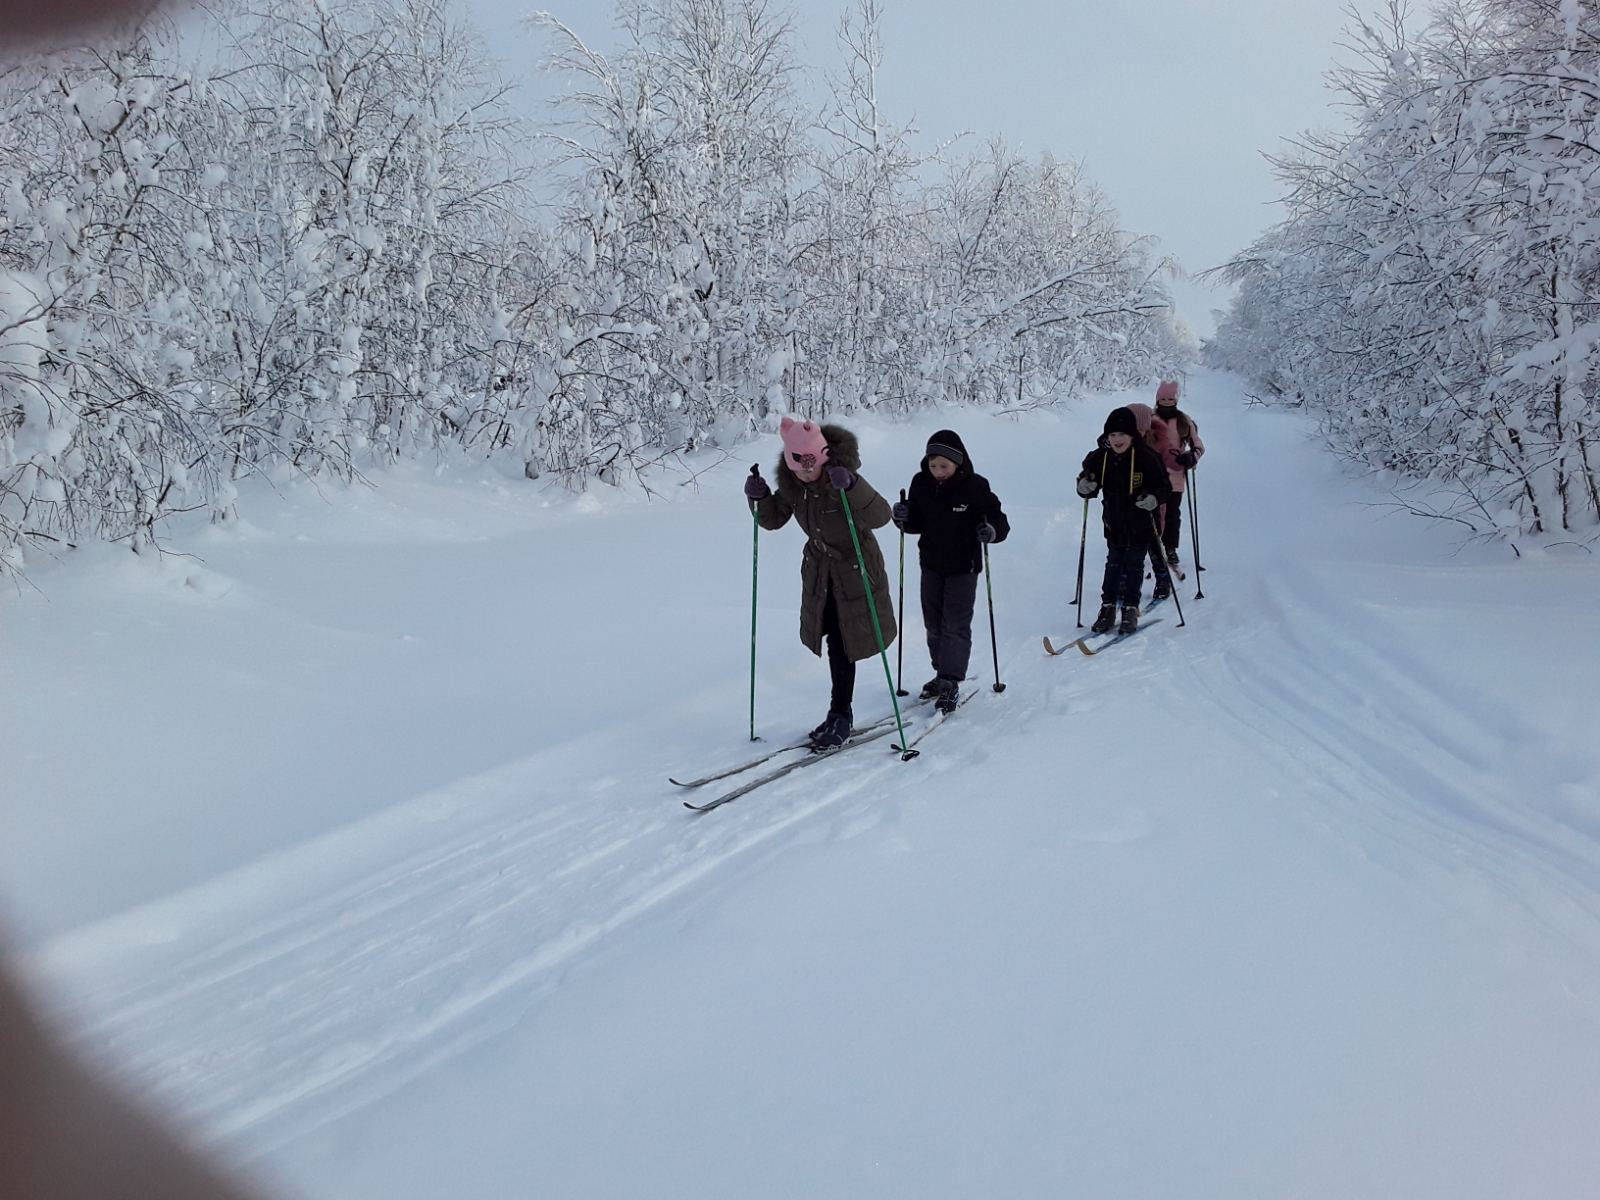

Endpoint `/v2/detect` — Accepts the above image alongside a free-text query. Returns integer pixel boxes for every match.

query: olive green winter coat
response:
[753,424,897,662]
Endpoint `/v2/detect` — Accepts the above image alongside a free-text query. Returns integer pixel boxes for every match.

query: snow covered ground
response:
[4,369,1600,1199]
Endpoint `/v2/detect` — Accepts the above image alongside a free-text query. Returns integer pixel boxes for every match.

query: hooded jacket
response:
[753,423,897,662]
[1079,435,1174,546]
[899,430,1011,575]
[1147,405,1205,491]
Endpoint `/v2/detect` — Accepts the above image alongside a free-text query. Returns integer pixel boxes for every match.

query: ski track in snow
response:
[1168,567,1600,955]
[42,705,1000,1154]
[13,383,1600,1171]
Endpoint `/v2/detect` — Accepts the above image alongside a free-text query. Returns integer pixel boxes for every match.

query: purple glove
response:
[1175,450,1198,469]
[891,500,910,526]
[826,465,855,491]
[976,521,996,543]
[744,473,771,501]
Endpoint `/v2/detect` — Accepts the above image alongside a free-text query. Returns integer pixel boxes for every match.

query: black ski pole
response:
[1152,514,1185,628]
[1073,497,1089,627]
[983,544,1005,693]
[1188,468,1205,600]
[895,489,908,697]
[748,464,762,739]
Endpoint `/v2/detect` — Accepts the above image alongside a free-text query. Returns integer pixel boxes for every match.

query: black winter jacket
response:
[1079,440,1174,545]
[899,431,1010,575]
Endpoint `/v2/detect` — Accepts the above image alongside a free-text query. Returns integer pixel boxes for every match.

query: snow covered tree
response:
[206,0,521,479]
[523,0,808,487]
[0,0,525,569]
[0,28,222,561]
[1210,0,1600,542]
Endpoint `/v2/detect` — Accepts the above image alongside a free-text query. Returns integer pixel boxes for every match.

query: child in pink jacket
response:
[1146,380,1204,570]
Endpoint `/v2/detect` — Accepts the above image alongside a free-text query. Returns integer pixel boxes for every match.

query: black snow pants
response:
[919,568,979,682]
[1100,541,1148,608]
[1160,492,1183,554]
[822,589,856,713]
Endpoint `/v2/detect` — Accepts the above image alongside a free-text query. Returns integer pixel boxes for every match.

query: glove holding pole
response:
[744,467,771,502]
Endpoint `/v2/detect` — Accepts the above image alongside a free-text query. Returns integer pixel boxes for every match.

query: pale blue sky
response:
[464,0,1365,336]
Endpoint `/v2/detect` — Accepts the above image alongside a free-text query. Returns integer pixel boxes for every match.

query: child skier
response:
[890,430,1010,714]
[1147,380,1205,568]
[1076,406,1175,635]
[743,417,897,749]
[1123,401,1177,603]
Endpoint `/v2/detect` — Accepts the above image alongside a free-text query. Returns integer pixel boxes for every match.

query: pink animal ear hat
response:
[779,416,829,472]
[1155,380,1180,402]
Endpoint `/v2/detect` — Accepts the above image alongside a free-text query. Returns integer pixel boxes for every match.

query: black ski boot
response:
[1152,576,1172,602]
[934,676,960,715]
[1091,604,1116,635]
[918,677,941,701]
[1119,605,1140,635]
[809,708,852,751]
[1166,548,1180,567]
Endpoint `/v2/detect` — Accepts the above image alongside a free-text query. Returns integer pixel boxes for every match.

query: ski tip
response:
[1043,636,1067,656]
[1076,639,1097,656]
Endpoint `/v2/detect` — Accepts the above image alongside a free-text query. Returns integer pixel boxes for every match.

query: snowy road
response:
[5,371,1600,1198]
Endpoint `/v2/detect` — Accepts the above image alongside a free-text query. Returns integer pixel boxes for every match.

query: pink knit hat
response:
[1155,380,1180,402]
[779,416,829,472]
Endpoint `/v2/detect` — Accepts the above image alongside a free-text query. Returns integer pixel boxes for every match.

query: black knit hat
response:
[924,429,967,468]
[1103,407,1139,437]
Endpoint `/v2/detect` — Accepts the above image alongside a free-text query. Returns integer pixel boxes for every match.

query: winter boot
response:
[1165,548,1180,567]
[1152,576,1172,602]
[810,708,853,751]
[1091,604,1116,635]
[934,676,960,715]
[1119,605,1140,635]
[918,677,941,702]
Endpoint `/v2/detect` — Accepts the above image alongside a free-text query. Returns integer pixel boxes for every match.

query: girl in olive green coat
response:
[743,418,897,749]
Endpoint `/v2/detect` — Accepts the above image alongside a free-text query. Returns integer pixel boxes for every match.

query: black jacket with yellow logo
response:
[1079,441,1174,545]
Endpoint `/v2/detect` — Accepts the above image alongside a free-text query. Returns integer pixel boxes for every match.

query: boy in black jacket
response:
[1077,407,1174,636]
[892,430,1010,713]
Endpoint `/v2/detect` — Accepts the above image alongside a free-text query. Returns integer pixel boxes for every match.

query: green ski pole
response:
[838,486,915,760]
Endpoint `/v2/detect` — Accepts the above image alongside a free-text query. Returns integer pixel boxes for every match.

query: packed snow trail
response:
[4,371,1600,1198]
